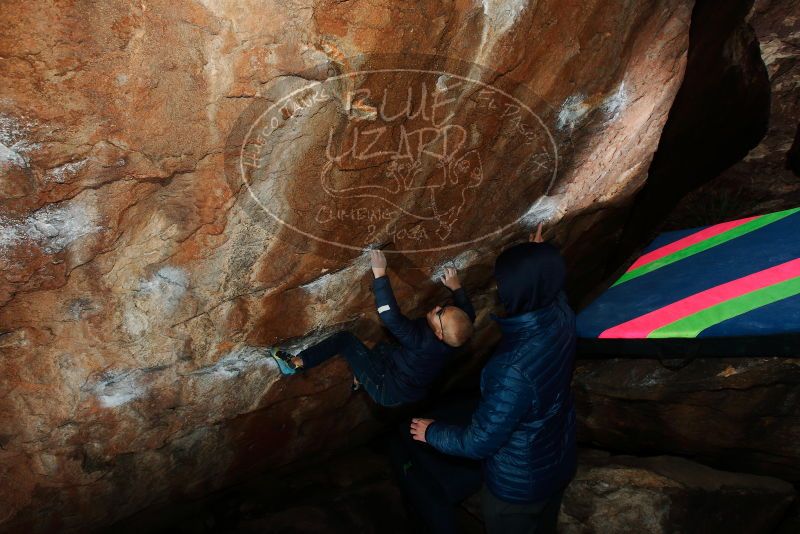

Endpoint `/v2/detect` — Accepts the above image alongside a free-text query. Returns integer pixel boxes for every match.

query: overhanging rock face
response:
[0,0,692,530]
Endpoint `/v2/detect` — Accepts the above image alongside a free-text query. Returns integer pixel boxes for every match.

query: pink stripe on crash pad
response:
[627,216,758,272]
[600,258,800,339]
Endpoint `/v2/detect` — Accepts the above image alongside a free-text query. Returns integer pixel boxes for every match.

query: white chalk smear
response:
[0,112,40,157]
[122,307,150,338]
[124,266,190,336]
[0,218,22,251]
[0,197,103,253]
[601,82,628,120]
[300,252,370,298]
[193,345,271,379]
[556,94,589,131]
[0,111,43,172]
[436,75,450,93]
[0,112,29,146]
[473,0,529,70]
[482,0,528,36]
[557,83,627,132]
[430,248,482,282]
[519,194,564,228]
[139,266,189,309]
[46,159,87,183]
[87,370,145,408]
[0,141,27,168]
[278,328,341,356]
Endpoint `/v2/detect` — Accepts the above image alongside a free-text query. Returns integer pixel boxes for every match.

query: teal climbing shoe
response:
[269,348,302,376]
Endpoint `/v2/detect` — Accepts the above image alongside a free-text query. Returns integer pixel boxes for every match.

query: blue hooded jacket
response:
[425,242,577,503]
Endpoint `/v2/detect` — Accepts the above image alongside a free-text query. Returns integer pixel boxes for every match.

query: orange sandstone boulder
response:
[0,0,692,530]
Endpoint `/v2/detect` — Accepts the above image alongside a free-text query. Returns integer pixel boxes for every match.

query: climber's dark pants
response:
[388,392,483,534]
[481,484,566,534]
[298,331,403,407]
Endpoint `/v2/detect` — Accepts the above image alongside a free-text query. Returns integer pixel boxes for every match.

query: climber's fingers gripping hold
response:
[440,266,461,291]
[370,250,387,277]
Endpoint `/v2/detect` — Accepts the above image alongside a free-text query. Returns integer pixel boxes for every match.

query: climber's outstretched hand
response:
[440,266,461,291]
[370,249,387,278]
[410,418,434,443]
[530,222,544,243]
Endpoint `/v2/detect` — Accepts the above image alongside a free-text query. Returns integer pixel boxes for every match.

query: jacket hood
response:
[492,293,565,334]
[494,242,566,316]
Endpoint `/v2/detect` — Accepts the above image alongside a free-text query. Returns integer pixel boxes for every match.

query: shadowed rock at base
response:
[573,357,800,481]
[560,449,796,534]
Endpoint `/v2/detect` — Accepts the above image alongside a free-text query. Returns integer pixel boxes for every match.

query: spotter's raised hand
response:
[530,222,544,243]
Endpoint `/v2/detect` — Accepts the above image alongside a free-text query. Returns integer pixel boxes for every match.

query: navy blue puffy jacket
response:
[425,292,577,503]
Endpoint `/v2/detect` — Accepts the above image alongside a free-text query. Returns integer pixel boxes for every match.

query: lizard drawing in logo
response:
[320,120,484,241]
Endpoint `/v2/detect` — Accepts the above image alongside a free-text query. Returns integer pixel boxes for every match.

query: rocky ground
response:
[109,442,798,534]
[109,357,800,533]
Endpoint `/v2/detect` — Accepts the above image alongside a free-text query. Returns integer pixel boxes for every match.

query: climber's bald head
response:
[427,305,473,348]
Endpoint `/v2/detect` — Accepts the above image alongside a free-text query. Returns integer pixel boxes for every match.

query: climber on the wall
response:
[409,224,578,534]
[270,250,476,407]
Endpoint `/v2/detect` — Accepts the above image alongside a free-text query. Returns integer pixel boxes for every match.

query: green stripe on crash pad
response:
[648,276,800,338]
[613,207,800,287]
